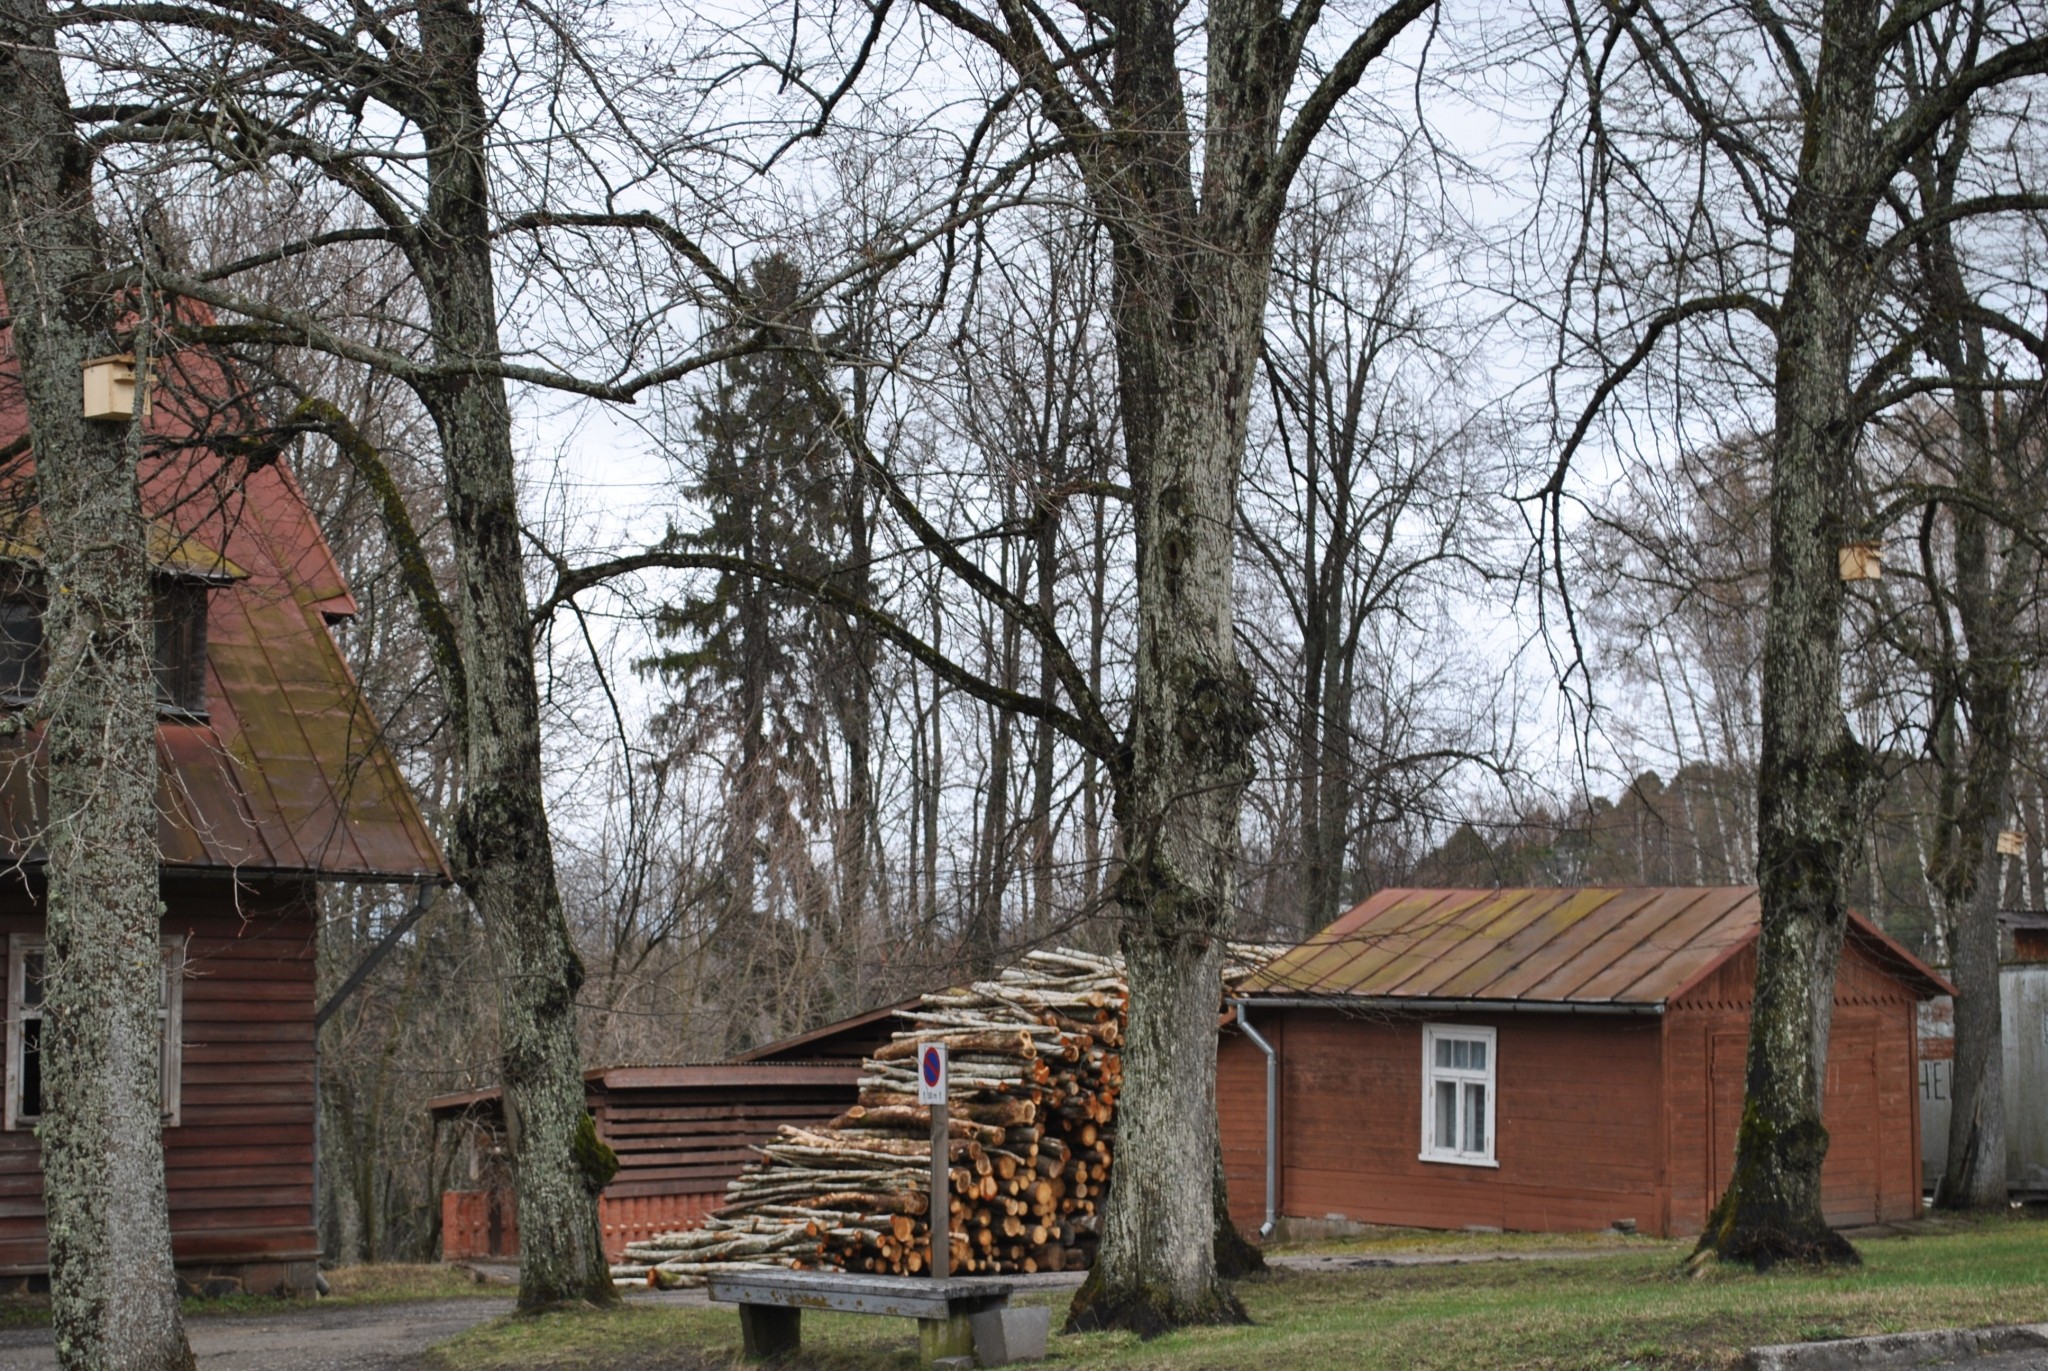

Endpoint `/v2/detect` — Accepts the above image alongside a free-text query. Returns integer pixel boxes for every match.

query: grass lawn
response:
[431,1213,2048,1371]
[1264,1222,1676,1260]
[0,1260,503,1329]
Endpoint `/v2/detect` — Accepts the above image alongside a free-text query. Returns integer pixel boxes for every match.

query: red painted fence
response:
[442,1189,719,1263]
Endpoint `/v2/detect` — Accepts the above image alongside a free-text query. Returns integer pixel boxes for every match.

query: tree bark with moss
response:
[0,0,196,1362]
[1693,0,1886,1269]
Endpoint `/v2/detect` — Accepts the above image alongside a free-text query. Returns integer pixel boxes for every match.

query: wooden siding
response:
[0,876,317,1274]
[1664,941,1924,1236]
[1222,932,1926,1239]
[1224,1008,1670,1236]
[1220,1019,1278,1231]
[438,1068,862,1261]
[595,1078,856,1201]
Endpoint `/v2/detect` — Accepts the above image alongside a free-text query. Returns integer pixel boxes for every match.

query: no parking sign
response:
[917,1041,948,1105]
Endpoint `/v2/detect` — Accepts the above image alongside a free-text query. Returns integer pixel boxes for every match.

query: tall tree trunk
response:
[0,3,196,1363]
[411,0,613,1308]
[1697,0,1881,1269]
[1067,244,1266,1331]
[1082,497,1108,911]
[1922,159,2025,1210]
[1031,517,1057,938]
[970,686,1016,971]
[1943,839,2008,1207]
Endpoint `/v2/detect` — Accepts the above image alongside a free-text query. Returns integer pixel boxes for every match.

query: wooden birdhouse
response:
[81,354,146,422]
[1998,829,2026,858]
[1838,540,1882,582]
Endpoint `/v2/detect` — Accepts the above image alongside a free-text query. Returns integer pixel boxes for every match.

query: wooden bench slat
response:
[707,1270,1013,1322]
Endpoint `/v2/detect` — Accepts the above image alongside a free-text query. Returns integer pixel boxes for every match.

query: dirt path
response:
[0,1297,514,1371]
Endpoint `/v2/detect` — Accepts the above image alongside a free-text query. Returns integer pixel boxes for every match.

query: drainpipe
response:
[1233,1000,1278,1239]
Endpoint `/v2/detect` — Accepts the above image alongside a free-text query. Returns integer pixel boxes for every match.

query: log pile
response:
[612,942,1280,1288]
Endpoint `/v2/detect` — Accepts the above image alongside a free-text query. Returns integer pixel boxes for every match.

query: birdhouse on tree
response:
[1838,540,1882,582]
[80,354,146,422]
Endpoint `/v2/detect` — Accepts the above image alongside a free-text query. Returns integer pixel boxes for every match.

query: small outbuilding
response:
[431,1000,908,1261]
[1919,913,2048,1200]
[1222,886,1949,1239]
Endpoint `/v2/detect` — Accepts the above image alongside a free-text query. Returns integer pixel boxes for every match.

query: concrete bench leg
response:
[971,1305,1050,1365]
[738,1303,801,1359]
[918,1311,974,1365]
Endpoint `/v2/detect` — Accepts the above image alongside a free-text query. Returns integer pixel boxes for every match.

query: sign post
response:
[918,1041,949,1278]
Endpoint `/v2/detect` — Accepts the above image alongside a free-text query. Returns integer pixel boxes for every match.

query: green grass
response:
[324,1262,511,1302]
[0,1260,504,1330]
[1266,1223,1678,1260]
[431,1213,2048,1371]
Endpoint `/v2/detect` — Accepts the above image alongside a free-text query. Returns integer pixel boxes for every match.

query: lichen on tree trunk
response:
[1066,248,1266,1335]
[409,0,614,1309]
[1912,136,2025,1215]
[0,1,198,1362]
[1942,858,2007,1208]
[1695,0,1883,1272]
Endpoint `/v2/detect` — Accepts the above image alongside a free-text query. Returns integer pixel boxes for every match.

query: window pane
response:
[0,600,42,699]
[21,950,42,1009]
[20,1015,40,1119]
[1435,1037,1456,1069]
[1434,1080,1457,1152]
[1464,1082,1486,1154]
[152,582,208,712]
[1464,1039,1487,1072]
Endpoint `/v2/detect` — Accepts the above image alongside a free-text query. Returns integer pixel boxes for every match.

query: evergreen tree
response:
[648,254,854,1052]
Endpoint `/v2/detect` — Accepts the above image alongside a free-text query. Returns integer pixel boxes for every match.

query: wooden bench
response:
[706,1269,1014,1365]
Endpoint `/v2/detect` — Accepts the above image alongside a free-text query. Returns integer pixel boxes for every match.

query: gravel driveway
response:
[0,1297,514,1371]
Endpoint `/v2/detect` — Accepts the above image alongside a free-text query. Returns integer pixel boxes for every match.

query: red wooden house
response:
[0,345,446,1294]
[1222,887,1948,1239]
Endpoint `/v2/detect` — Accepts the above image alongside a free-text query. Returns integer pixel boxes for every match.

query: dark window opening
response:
[0,575,204,714]
[16,947,40,1121]
[17,1018,39,1121]
[0,596,43,702]
[153,580,209,714]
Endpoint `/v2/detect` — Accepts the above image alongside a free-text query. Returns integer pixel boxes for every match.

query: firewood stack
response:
[612,943,1280,1288]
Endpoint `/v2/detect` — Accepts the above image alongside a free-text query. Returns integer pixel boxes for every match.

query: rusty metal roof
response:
[0,333,447,882]
[426,1061,864,1118]
[0,506,249,582]
[728,997,919,1063]
[1242,886,1951,1005]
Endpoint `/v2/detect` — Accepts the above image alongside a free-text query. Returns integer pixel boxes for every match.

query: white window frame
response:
[1419,1023,1498,1168]
[6,934,185,1130]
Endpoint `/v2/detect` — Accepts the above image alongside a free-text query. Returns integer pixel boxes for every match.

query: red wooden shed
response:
[1221,887,1949,1240]
[0,339,448,1295]
[431,999,908,1261]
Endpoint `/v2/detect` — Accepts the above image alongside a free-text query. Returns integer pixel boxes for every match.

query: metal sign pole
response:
[918,1040,950,1279]
[929,1095,950,1278]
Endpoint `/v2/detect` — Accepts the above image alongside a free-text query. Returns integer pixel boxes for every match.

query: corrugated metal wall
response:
[1917,967,2048,1196]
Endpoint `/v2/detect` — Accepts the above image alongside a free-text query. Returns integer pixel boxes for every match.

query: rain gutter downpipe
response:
[1231,1000,1279,1239]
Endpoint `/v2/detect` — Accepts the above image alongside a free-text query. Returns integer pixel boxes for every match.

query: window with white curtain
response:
[1420,1024,1497,1166]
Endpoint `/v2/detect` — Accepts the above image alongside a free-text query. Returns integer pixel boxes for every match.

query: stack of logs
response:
[613,943,1281,1288]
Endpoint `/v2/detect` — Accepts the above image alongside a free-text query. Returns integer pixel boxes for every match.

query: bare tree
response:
[1238,170,1499,937]
[788,0,1446,1327]
[1544,0,2048,1267]
[0,0,195,1362]
[55,0,650,1305]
